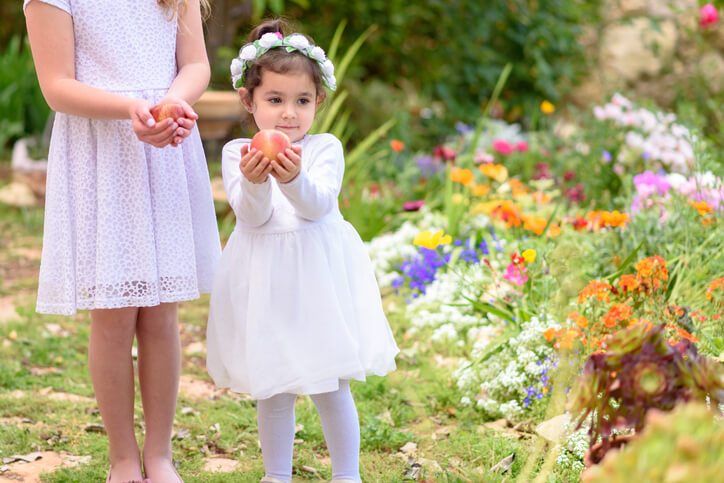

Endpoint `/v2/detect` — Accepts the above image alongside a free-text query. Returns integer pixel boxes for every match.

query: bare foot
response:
[109,458,144,483]
[143,457,182,483]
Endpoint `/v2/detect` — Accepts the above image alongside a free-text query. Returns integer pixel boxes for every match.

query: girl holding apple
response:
[206,20,399,483]
[24,0,220,481]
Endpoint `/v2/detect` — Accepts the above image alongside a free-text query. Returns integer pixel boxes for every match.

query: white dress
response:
[24,0,221,315]
[206,134,399,400]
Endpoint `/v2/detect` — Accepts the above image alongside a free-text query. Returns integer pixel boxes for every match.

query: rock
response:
[601,17,678,82]
[0,182,39,207]
[696,51,724,94]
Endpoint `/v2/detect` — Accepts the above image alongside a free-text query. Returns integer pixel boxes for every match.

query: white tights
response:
[256,380,361,482]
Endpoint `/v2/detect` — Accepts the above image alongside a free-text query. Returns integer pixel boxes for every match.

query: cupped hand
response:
[129,99,178,148]
[240,144,273,184]
[271,145,302,184]
[158,95,199,147]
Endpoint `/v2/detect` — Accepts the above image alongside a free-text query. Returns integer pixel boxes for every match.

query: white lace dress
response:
[24,0,221,315]
[206,134,399,400]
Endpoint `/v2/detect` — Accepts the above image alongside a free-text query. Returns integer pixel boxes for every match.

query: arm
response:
[160,0,210,145]
[277,135,345,221]
[24,1,178,147]
[222,142,274,227]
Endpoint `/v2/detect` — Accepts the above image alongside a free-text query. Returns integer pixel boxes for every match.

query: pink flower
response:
[563,170,576,181]
[701,4,719,28]
[492,139,513,155]
[503,263,528,286]
[403,200,425,211]
[515,141,529,152]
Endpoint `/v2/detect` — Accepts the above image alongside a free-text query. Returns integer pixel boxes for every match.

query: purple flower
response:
[602,151,612,163]
[634,171,670,195]
[403,200,425,212]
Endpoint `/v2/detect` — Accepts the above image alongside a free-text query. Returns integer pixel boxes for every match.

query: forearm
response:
[278,170,337,221]
[230,178,273,227]
[41,78,136,119]
[165,61,210,105]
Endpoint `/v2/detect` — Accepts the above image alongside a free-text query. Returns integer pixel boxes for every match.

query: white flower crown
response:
[230,32,337,92]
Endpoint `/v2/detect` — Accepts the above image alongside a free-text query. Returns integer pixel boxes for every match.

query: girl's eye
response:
[298,98,311,105]
[268,97,281,104]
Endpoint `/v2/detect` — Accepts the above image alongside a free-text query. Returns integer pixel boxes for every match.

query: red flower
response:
[390,139,405,152]
[433,145,456,162]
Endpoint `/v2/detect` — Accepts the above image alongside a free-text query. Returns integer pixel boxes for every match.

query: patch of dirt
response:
[202,457,239,473]
[7,388,95,405]
[0,297,20,324]
[0,451,91,482]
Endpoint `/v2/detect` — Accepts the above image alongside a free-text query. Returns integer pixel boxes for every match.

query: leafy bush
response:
[287,0,598,137]
[0,36,50,158]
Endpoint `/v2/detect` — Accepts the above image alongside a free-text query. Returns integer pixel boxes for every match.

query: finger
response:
[177,118,196,132]
[251,158,270,178]
[175,126,191,139]
[137,106,156,128]
[177,99,198,120]
[147,123,177,145]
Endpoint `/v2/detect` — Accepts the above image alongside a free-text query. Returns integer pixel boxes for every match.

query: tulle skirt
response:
[206,219,399,400]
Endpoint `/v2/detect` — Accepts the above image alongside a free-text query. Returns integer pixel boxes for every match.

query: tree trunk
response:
[204,0,253,74]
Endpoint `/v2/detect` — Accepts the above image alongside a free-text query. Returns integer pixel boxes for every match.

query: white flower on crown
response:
[309,46,326,63]
[326,76,337,91]
[321,59,335,77]
[239,44,258,62]
[259,32,282,49]
[230,58,243,76]
[287,34,310,51]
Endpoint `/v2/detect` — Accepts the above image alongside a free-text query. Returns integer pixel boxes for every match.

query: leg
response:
[89,307,144,483]
[309,380,361,481]
[257,393,298,482]
[136,302,182,482]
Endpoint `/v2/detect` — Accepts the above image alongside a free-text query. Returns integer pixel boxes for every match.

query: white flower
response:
[239,44,257,62]
[230,58,243,76]
[321,59,335,77]
[325,76,337,91]
[309,46,326,62]
[259,32,282,49]
[286,34,310,51]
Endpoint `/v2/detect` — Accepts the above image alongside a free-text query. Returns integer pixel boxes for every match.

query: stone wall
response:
[572,0,724,107]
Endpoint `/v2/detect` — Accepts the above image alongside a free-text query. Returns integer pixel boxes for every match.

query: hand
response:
[157,95,199,147]
[271,145,302,184]
[129,99,178,148]
[240,144,273,184]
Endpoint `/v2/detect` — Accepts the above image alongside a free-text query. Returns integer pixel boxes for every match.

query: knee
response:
[136,303,178,339]
[90,308,138,344]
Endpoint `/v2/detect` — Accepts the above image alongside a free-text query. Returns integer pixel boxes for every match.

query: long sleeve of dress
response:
[221,140,273,227]
[277,134,345,221]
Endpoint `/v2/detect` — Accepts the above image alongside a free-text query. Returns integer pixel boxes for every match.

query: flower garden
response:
[1,1,724,482]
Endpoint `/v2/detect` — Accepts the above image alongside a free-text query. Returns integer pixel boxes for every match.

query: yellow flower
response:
[451,193,464,204]
[522,249,536,263]
[413,229,452,250]
[540,100,555,114]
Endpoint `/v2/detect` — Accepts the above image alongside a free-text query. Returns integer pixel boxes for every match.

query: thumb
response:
[137,106,155,127]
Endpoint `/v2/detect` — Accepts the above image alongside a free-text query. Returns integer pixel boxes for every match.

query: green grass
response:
[0,170,576,482]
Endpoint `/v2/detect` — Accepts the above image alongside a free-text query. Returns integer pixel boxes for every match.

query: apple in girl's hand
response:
[250,129,292,162]
[150,102,185,122]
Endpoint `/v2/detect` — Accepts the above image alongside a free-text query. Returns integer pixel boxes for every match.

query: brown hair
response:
[157,0,211,20]
[241,19,326,101]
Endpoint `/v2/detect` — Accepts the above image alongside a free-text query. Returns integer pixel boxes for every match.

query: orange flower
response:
[486,199,523,228]
[532,191,551,204]
[450,167,474,186]
[601,303,634,328]
[585,210,630,230]
[521,213,547,236]
[706,277,724,301]
[578,280,613,304]
[618,274,640,293]
[470,182,491,197]
[688,199,713,216]
[635,255,668,291]
[677,328,699,343]
[390,139,405,152]
[543,327,558,342]
[568,311,589,329]
[479,163,508,182]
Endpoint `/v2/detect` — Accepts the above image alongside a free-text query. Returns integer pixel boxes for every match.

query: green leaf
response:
[605,238,646,283]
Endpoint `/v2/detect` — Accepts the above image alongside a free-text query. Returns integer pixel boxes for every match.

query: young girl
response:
[24,1,221,482]
[206,20,399,483]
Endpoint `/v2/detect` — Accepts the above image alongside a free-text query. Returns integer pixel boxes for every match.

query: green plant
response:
[581,402,724,482]
[0,36,50,158]
[567,323,724,459]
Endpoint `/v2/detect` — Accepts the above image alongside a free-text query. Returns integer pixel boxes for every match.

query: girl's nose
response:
[282,103,295,118]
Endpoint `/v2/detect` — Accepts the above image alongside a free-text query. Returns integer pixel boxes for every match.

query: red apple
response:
[150,102,185,122]
[250,129,292,162]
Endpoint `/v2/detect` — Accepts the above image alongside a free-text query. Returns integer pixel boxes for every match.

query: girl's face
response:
[242,69,321,143]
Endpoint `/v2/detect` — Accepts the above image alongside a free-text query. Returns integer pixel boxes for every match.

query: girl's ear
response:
[238,88,254,113]
[315,93,325,109]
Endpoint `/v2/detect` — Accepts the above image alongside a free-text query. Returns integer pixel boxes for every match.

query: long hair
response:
[157,0,211,20]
